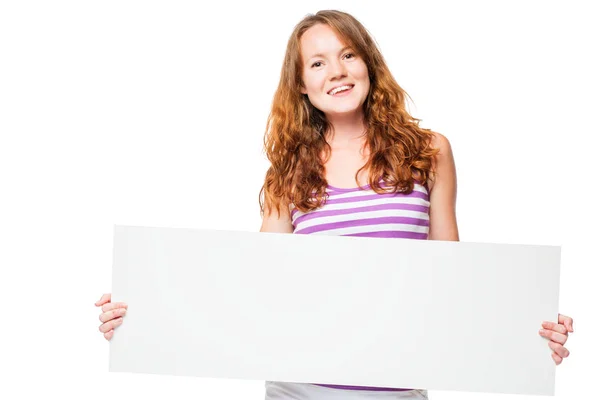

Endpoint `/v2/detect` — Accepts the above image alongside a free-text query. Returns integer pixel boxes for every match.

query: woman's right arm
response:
[260,204,294,233]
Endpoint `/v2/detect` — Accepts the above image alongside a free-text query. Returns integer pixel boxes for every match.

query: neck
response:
[324,111,367,147]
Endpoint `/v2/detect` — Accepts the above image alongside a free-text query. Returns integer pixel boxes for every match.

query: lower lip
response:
[329,86,354,97]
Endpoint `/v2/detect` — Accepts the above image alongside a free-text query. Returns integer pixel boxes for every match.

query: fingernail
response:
[539,329,545,334]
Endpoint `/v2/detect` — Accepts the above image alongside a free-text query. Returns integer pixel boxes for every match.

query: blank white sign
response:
[109,225,560,395]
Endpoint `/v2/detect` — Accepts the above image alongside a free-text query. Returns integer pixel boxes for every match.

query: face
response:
[299,24,370,119]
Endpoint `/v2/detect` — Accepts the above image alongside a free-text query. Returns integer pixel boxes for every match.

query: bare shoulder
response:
[430,131,452,158]
[427,131,456,191]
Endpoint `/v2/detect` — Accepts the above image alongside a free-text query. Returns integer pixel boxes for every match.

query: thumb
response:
[94,293,111,306]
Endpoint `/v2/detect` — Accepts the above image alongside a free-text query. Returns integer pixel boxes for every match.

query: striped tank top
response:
[290,180,430,392]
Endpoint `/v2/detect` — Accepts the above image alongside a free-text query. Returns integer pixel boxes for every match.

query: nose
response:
[328,59,347,80]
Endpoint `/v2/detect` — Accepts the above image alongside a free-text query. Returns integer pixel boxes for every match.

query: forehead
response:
[300,23,349,60]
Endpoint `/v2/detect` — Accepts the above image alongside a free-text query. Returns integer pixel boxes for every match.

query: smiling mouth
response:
[328,84,354,96]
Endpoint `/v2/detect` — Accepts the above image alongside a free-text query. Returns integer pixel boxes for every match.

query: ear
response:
[300,84,307,95]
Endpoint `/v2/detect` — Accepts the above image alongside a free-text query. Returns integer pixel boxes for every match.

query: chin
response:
[323,97,366,114]
[324,103,363,116]
[327,109,361,117]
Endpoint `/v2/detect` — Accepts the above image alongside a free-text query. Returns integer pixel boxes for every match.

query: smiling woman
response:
[93,8,575,400]
[299,24,371,118]
[260,10,443,220]
[258,9,446,399]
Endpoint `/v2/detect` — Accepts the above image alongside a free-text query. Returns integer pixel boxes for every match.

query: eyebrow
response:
[307,46,353,61]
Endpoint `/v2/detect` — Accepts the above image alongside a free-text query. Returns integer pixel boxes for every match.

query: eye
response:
[343,53,355,60]
[311,61,323,68]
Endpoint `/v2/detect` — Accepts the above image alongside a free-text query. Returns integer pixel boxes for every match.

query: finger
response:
[101,301,128,313]
[541,321,568,335]
[539,329,568,345]
[558,314,574,333]
[551,351,563,365]
[104,329,114,341]
[99,317,123,333]
[99,307,127,323]
[548,341,570,358]
[95,293,111,307]
[98,317,123,333]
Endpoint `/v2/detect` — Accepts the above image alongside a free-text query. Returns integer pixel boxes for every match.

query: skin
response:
[97,22,574,366]
[299,23,370,136]
[95,293,126,341]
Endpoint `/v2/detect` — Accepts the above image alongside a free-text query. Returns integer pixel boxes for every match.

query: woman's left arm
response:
[427,132,459,241]
[427,132,574,365]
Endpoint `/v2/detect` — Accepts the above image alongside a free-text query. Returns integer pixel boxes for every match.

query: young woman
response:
[96,9,574,400]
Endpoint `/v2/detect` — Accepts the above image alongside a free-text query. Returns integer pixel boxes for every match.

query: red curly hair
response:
[259,10,439,217]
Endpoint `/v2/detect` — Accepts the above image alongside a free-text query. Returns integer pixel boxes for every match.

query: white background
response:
[0,0,598,399]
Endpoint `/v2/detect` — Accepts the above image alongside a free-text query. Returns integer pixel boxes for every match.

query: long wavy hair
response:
[259,10,439,217]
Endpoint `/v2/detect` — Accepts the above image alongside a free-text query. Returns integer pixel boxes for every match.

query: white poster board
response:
[110,225,560,395]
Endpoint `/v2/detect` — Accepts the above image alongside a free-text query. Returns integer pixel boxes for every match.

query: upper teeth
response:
[330,85,353,95]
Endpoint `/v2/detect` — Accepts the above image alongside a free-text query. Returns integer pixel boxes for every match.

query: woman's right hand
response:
[95,293,128,341]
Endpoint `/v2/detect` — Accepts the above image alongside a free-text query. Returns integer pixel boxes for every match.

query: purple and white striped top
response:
[291,181,430,239]
[290,180,430,392]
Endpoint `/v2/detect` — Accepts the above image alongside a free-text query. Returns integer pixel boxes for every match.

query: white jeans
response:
[265,382,428,400]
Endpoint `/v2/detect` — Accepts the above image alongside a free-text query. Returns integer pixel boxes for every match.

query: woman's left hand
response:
[539,313,574,365]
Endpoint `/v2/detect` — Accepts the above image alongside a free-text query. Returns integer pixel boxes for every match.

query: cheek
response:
[360,67,370,82]
[305,77,322,94]
[360,71,370,94]
[353,62,369,80]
